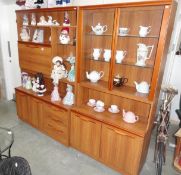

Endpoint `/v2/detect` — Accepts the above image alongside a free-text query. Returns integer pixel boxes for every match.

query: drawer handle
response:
[47,124,63,134]
[41,47,44,51]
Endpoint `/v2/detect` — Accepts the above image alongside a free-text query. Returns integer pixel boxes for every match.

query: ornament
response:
[35,73,46,96]
[51,85,61,102]
[63,84,74,106]
[63,11,70,26]
[25,76,32,90]
[67,55,75,82]
[51,56,67,85]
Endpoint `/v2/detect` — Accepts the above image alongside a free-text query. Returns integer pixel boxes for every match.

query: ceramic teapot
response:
[122,109,139,123]
[86,71,104,83]
[20,27,30,41]
[134,81,150,94]
[136,43,154,66]
[91,23,107,35]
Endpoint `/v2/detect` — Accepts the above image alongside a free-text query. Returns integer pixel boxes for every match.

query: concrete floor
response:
[0,100,180,175]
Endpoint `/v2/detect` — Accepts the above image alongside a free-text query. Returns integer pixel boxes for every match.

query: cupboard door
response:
[43,103,69,146]
[16,91,29,122]
[100,124,143,175]
[18,43,52,76]
[70,112,101,159]
[28,97,43,129]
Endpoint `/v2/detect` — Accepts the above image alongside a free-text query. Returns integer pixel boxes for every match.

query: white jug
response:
[103,49,111,62]
[139,26,151,37]
[116,50,127,63]
[136,43,154,66]
[93,48,101,60]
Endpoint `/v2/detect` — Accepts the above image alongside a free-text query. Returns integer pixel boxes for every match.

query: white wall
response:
[0,4,21,100]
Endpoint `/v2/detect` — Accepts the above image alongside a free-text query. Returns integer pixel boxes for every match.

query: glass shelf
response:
[21,25,77,29]
[86,58,111,63]
[118,34,159,39]
[87,32,112,36]
[115,61,154,69]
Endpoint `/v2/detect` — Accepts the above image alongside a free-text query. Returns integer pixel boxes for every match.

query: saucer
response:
[119,33,128,36]
[93,107,105,113]
[123,117,138,124]
[87,102,96,107]
[108,108,120,114]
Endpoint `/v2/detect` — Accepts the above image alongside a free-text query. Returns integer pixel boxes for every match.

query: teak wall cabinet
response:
[15,1,177,174]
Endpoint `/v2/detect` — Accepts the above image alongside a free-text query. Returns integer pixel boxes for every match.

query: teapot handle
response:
[103,25,107,32]
[135,115,139,121]
[147,45,154,59]
[99,71,104,79]
[147,26,151,34]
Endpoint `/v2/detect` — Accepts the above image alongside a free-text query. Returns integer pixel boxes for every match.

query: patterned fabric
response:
[0,157,31,175]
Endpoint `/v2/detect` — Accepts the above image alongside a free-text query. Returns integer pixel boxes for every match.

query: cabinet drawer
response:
[43,103,69,146]
[18,43,52,76]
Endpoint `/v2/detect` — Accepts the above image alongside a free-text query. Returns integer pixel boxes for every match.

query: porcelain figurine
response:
[63,11,70,26]
[91,23,107,35]
[51,56,67,85]
[20,27,30,41]
[67,55,75,82]
[23,14,29,25]
[32,77,38,92]
[63,84,74,106]
[31,13,36,26]
[47,16,53,25]
[21,72,28,88]
[37,16,48,26]
[25,76,32,90]
[35,73,46,96]
[134,81,150,94]
[51,85,61,102]
[52,20,60,26]
[86,71,104,83]
[59,27,70,44]
[136,43,154,66]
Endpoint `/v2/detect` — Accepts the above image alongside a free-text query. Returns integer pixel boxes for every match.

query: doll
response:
[51,85,61,102]
[67,55,75,82]
[51,56,67,85]
[63,84,74,106]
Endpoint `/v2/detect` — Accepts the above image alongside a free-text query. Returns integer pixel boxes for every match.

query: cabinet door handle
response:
[80,116,96,124]
[106,126,135,138]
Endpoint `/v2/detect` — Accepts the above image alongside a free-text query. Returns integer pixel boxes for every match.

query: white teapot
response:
[86,71,104,83]
[136,43,154,66]
[134,81,150,94]
[122,109,139,123]
[91,23,107,35]
[20,27,30,41]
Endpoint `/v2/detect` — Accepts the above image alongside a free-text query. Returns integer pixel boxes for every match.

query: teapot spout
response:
[134,81,139,91]
[86,72,90,79]
[122,109,126,118]
[91,26,95,32]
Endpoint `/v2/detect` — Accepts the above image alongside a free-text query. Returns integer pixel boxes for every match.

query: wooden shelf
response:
[15,86,72,110]
[112,86,152,104]
[18,41,51,47]
[87,58,111,63]
[72,104,147,137]
[80,80,109,93]
[60,78,75,86]
[80,81,152,104]
[118,34,159,38]
[116,61,154,69]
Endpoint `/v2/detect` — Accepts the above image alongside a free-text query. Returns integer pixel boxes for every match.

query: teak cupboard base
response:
[15,1,177,175]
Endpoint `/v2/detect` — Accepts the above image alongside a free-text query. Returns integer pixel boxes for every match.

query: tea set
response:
[113,74,128,87]
[91,23,107,35]
[119,25,152,37]
[87,98,139,123]
[93,48,111,62]
[86,71,104,83]
[115,50,127,63]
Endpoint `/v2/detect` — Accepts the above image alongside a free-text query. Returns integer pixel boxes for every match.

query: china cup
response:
[119,27,130,36]
[96,100,104,110]
[88,99,96,106]
[111,105,119,112]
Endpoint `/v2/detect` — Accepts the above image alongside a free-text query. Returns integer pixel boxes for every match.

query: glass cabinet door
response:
[79,8,116,89]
